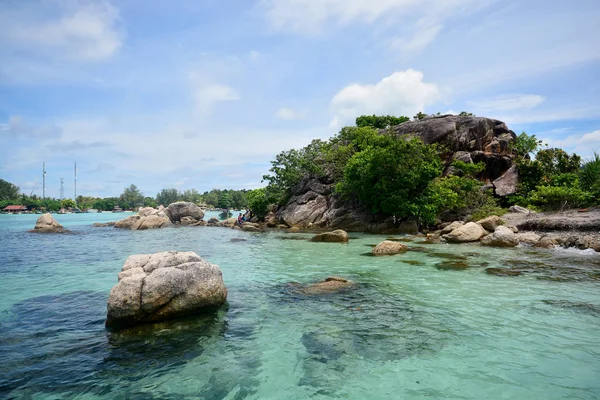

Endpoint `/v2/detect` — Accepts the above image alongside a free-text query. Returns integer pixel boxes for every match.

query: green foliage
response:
[61,199,76,209]
[119,184,144,209]
[156,188,180,206]
[336,136,443,224]
[180,189,202,204]
[579,152,600,203]
[458,111,475,116]
[0,179,20,201]
[451,160,485,177]
[413,111,427,120]
[246,188,270,218]
[218,191,232,209]
[355,114,410,129]
[511,132,543,157]
[513,148,583,208]
[527,185,592,210]
[262,139,327,204]
[143,197,157,208]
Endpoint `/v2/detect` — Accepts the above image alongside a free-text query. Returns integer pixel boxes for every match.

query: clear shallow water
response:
[1,213,600,399]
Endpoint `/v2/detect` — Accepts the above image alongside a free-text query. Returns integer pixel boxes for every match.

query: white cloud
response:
[468,94,546,112]
[194,84,240,114]
[261,0,493,55]
[0,0,123,61]
[390,19,442,54]
[540,130,600,159]
[275,107,309,120]
[330,69,440,127]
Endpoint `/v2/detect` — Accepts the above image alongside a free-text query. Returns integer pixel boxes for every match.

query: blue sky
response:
[1,0,599,199]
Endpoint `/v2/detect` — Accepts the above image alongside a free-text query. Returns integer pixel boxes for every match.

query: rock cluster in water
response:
[114,202,205,230]
[106,250,227,328]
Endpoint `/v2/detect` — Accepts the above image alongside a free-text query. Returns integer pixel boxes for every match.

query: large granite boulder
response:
[31,213,66,233]
[492,165,518,196]
[164,202,204,223]
[480,226,518,247]
[310,229,349,243]
[443,222,488,243]
[106,251,227,328]
[372,240,408,255]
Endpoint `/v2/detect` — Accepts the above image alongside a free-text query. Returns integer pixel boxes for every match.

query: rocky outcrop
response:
[106,251,227,328]
[164,202,204,223]
[31,213,67,233]
[114,215,172,230]
[480,226,518,247]
[372,240,408,255]
[274,116,519,233]
[443,222,488,243]
[310,229,349,243]
[276,177,397,233]
[389,115,516,185]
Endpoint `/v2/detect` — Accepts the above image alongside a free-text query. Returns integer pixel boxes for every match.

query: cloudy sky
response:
[1,0,599,199]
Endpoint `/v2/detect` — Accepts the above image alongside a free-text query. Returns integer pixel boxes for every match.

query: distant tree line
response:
[0,180,249,212]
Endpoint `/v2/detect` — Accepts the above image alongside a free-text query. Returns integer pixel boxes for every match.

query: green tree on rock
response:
[336,136,443,225]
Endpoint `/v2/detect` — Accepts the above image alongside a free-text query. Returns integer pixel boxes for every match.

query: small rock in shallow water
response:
[309,230,349,243]
[485,268,521,276]
[435,261,470,270]
[372,240,408,255]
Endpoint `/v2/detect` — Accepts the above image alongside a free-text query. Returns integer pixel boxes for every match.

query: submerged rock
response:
[435,260,470,270]
[93,221,116,227]
[309,230,349,243]
[292,276,356,295]
[31,213,67,233]
[371,240,408,256]
[485,268,521,276]
[106,251,227,328]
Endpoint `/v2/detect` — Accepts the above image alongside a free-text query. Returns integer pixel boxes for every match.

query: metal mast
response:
[74,162,77,204]
[42,162,46,200]
[60,178,64,200]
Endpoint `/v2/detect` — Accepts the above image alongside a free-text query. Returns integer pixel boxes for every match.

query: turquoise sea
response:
[1,212,599,399]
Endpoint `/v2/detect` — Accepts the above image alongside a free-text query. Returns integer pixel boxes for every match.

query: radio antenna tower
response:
[74,162,78,204]
[42,162,46,200]
[60,178,64,200]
